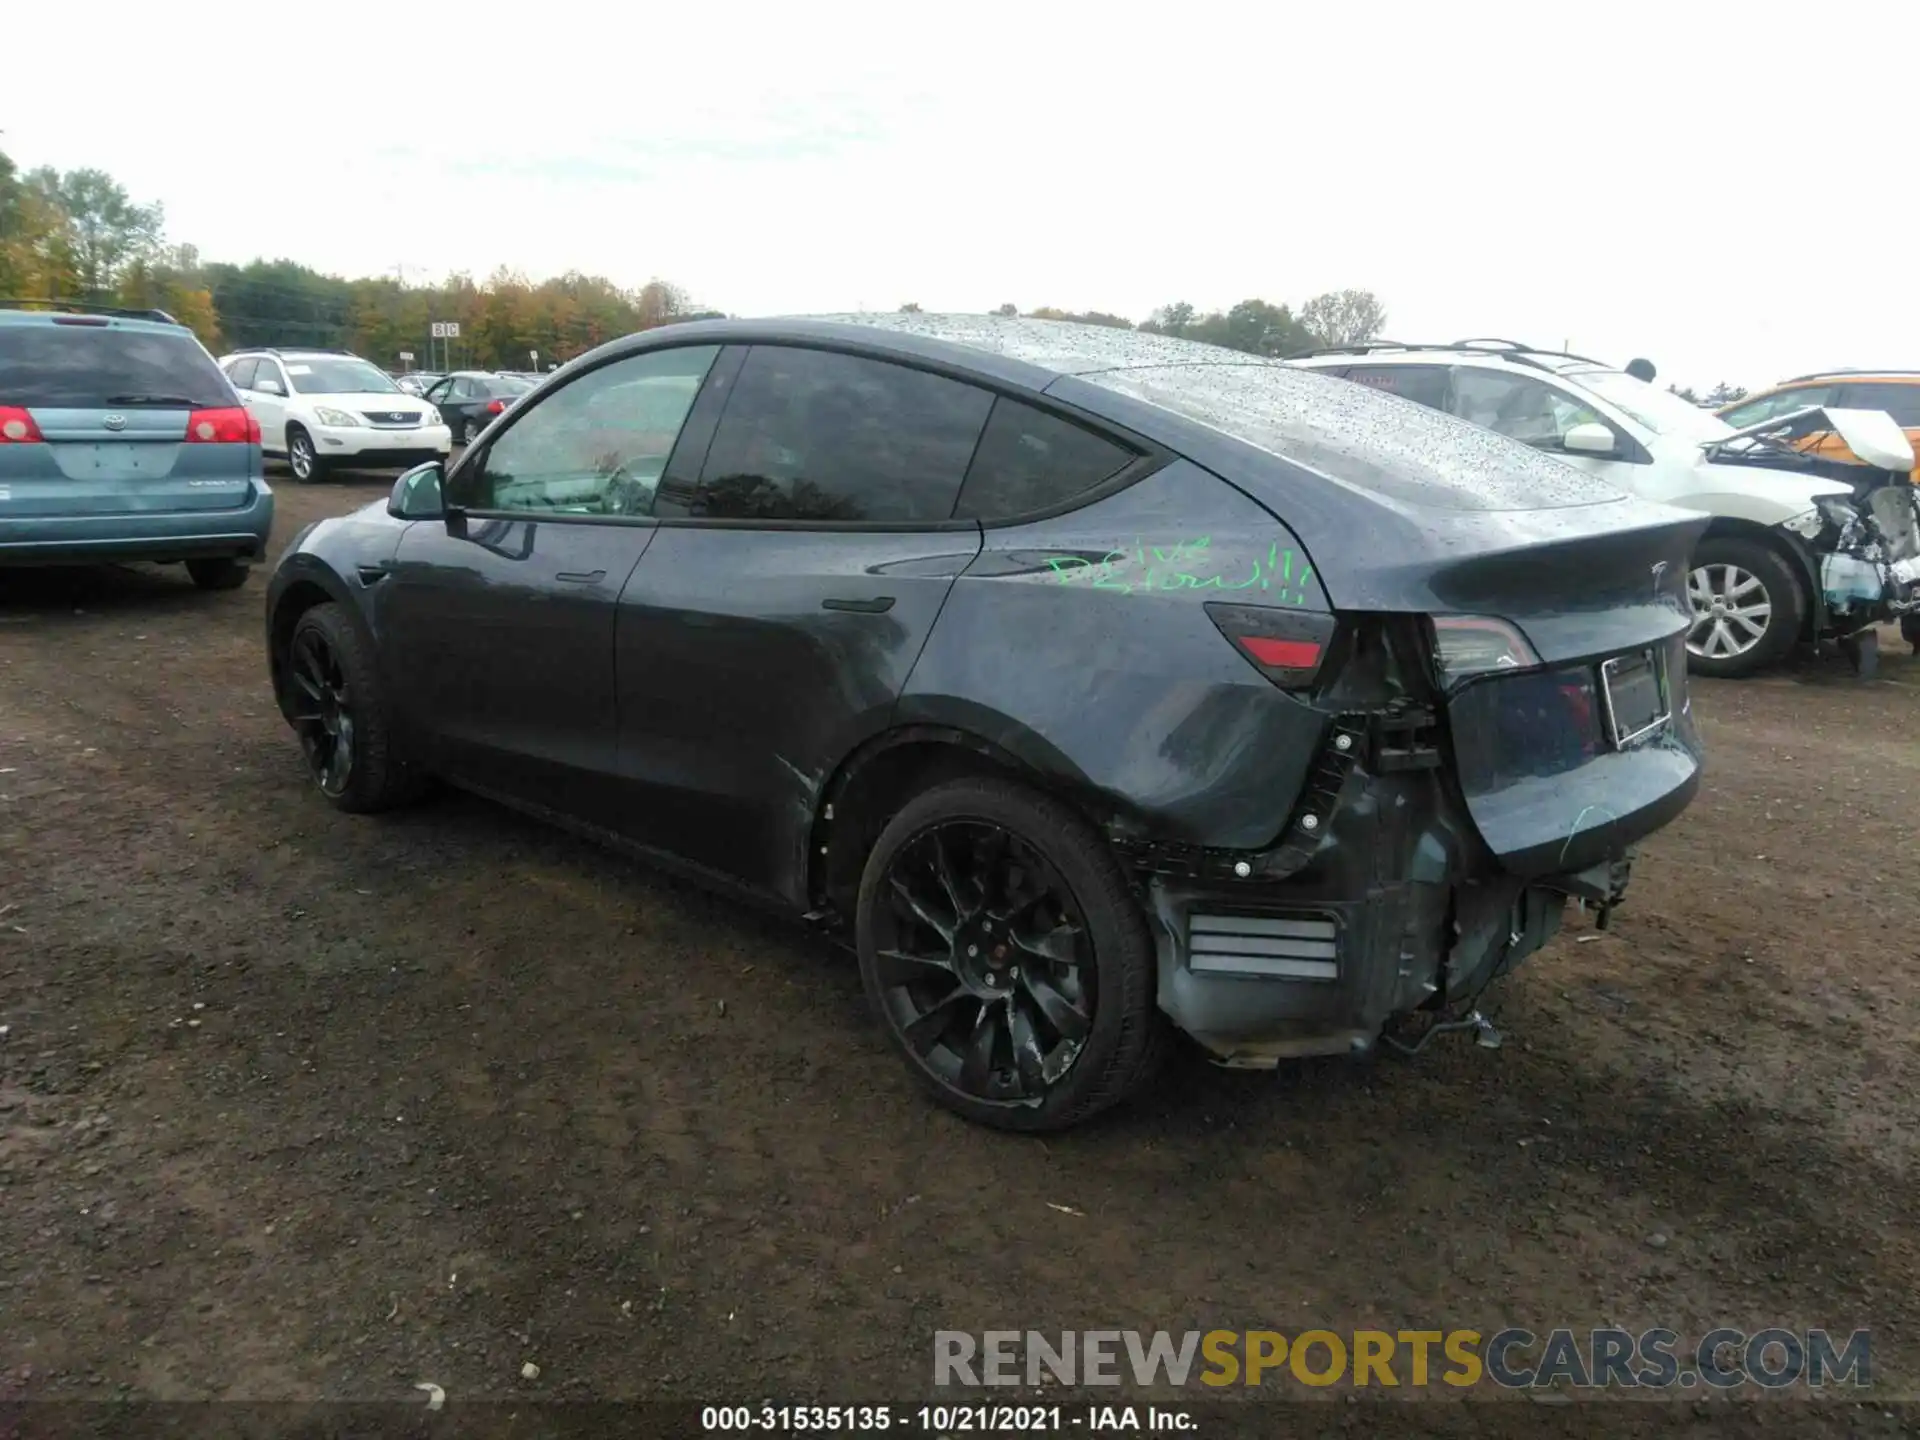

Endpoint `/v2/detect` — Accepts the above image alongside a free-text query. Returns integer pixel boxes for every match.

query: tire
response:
[1903,614,1920,655]
[460,416,481,446]
[1684,537,1805,679]
[286,424,327,484]
[186,558,249,591]
[855,775,1168,1132]
[282,601,424,813]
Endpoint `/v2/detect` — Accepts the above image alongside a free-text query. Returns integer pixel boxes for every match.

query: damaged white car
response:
[1289,341,1920,677]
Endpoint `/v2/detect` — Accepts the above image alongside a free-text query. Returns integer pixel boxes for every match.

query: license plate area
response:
[1599,648,1669,749]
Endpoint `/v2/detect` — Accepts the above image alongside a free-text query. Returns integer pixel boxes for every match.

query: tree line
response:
[1,150,1399,370]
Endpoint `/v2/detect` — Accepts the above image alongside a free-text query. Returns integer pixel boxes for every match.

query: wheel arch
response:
[1695,516,1819,639]
[266,562,367,720]
[807,718,1119,920]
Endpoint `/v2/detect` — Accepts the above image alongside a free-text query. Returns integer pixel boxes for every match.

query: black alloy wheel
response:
[287,623,356,797]
[857,776,1166,1131]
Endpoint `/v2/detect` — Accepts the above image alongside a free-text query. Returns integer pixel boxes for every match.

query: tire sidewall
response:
[854,778,1156,1131]
[1686,537,1805,679]
[288,603,391,811]
[287,425,321,484]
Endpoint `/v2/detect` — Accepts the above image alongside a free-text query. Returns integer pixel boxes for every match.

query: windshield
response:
[284,357,400,394]
[0,324,234,409]
[1567,368,1731,440]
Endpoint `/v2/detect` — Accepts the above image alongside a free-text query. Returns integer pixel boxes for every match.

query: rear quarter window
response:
[0,324,233,408]
[953,398,1136,520]
[1343,364,1451,410]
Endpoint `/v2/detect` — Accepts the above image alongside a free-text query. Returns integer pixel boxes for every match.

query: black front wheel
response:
[855,776,1167,1132]
[1903,614,1920,655]
[282,602,423,813]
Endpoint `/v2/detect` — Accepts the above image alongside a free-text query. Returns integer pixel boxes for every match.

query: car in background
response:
[396,372,444,397]
[217,349,453,484]
[1718,371,1920,486]
[422,370,534,445]
[265,314,1704,1130]
[0,299,272,589]
[1290,341,1919,677]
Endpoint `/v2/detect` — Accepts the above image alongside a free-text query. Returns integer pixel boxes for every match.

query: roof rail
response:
[233,346,357,357]
[1287,337,1611,371]
[1782,367,1920,382]
[0,296,179,324]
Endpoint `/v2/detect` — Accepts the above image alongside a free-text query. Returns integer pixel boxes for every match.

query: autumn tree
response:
[1298,289,1387,348]
[24,166,163,297]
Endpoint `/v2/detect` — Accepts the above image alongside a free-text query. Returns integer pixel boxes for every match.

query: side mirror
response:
[389,460,446,520]
[1562,422,1618,457]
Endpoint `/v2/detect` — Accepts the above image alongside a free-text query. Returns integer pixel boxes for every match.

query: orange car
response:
[1718,371,1920,484]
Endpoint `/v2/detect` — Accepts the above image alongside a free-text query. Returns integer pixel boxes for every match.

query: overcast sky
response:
[9,2,1916,391]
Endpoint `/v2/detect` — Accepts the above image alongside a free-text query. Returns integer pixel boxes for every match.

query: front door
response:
[613,343,992,902]
[380,342,725,821]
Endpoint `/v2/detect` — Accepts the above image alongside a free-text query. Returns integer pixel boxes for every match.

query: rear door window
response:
[0,324,234,408]
[253,361,289,396]
[224,357,258,390]
[692,346,992,523]
[953,398,1136,520]
[1839,382,1920,426]
[1344,364,1449,411]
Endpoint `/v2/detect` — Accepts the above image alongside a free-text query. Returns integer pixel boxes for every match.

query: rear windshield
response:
[0,323,235,409]
[484,375,533,396]
[285,357,401,394]
[1091,363,1624,511]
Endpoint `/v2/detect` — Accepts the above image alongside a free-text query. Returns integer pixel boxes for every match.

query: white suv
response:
[1289,341,1919,677]
[218,349,453,483]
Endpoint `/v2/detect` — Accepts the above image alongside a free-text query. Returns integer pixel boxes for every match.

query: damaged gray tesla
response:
[264,315,1705,1131]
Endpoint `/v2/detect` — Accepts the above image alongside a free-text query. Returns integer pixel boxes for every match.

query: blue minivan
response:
[0,301,274,589]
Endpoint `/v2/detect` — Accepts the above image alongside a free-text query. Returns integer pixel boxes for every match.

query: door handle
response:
[555,570,606,585]
[822,596,895,613]
[356,562,392,585]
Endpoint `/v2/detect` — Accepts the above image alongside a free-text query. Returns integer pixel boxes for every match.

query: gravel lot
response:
[2,471,1916,1431]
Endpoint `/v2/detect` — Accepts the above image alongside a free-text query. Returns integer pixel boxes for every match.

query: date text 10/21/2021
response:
[1041,537,1316,606]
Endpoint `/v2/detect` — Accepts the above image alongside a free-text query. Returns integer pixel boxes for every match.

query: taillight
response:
[0,406,44,443]
[184,406,261,444]
[486,398,505,414]
[1428,614,1541,688]
[1206,602,1337,690]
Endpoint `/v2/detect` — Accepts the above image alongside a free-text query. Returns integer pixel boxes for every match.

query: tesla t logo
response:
[102,414,128,431]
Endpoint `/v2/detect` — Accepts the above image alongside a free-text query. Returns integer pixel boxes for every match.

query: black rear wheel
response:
[856,776,1166,1132]
[1903,614,1920,654]
[186,558,249,591]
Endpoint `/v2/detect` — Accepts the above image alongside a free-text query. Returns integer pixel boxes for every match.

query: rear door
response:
[247,358,292,451]
[0,318,252,517]
[381,343,723,821]
[611,343,991,902]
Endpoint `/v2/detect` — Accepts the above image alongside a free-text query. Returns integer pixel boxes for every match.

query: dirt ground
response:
[2,469,1917,1430]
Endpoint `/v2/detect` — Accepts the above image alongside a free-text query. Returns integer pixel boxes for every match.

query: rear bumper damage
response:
[1117,659,1698,1068]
